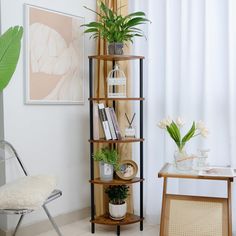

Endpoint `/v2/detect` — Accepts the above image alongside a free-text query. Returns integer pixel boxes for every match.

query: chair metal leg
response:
[43,205,62,236]
[13,215,24,236]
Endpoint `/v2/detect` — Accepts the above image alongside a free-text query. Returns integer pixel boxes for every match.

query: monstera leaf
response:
[0,26,23,91]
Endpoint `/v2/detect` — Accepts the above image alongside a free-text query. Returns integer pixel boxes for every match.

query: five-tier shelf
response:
[88,55,144,236]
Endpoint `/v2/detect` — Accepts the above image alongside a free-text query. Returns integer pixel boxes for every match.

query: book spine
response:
[109,107,122,140]
[105,107,117,140]
[93,103,100,140]
[98,103,112,140]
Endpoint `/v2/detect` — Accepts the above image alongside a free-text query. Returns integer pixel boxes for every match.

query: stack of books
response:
[94,103,122,140]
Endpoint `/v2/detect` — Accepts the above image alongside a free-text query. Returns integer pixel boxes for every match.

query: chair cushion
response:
[0,175,56,210]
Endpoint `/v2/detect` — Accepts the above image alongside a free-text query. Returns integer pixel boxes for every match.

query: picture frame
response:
[24,4,85,105]
[116,160,138,180]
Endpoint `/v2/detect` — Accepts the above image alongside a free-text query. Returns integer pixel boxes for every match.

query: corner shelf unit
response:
[88,55,144,236]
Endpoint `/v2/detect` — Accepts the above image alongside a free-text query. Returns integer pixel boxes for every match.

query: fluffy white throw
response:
[0,175,56,210]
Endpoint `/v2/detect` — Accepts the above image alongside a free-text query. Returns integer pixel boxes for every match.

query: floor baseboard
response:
[0,207,90,236]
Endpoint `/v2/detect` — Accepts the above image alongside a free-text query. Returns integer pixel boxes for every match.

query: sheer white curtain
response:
[131,0,236,230]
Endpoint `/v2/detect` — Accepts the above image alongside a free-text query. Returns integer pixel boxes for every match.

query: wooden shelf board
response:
[89,138,144,143]
[90,177,144,185]
[88,55,144,61]
[91,213,144,225]
[88,97,145,101]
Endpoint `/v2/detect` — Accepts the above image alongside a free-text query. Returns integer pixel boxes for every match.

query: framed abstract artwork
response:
[25,5,85,104]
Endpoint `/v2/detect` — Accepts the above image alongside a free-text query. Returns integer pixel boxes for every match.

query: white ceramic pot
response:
[109,202,127,220]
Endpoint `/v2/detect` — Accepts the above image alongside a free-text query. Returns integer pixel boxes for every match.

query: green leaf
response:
[166,125,178,142]
[125,17,149,29]
[0,26,23,91]
[127,11,146,18]
[182,122,196,144]
[82,22,103,28]
[171,122,181,143]
[84,28,99,33]
[100,1,109,16]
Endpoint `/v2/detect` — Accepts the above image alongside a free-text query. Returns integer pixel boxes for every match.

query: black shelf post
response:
[89,58,95,233]
[139,58,144,231]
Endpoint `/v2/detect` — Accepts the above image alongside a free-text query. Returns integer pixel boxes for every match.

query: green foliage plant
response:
[105,185,129,204]
[0,26,23,91]
[82,1,150,44]
[93,147,120,171]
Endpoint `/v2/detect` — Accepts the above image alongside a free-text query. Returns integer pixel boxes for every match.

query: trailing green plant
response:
[0,26,23,91]
[82,1,150,43]
[93,147,120,171]
[105,185,129,204]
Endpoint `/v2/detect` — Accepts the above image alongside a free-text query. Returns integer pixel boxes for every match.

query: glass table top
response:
[158,163,236,181]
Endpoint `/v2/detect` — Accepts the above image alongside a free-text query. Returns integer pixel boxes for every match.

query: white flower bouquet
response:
[158,117,209,152]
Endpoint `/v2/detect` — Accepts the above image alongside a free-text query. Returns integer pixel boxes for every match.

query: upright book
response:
[109,107,122,140]
[105,107,117,140]
[98,103,112,140]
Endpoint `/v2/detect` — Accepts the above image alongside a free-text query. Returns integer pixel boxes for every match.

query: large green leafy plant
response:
[82,1,150,43]
[0,26,23,91]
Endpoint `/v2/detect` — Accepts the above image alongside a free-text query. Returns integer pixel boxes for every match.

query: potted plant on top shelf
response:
[105,185,129,220]
[82,1,150,55]
[93,148,120,181]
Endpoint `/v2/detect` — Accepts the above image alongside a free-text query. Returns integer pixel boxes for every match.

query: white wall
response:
[1,0,96,229]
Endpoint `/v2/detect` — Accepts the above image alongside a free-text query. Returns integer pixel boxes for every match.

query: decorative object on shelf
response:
[82,1,150,55]
[193,149,210,170]
[107,65,126,98]
[116,160,138,180]
[158,117,209,171]
[125,113,136,137]
[0,26,23,91]
[93,148,120,181]
[25,5,85,104]
[105,185,129,220]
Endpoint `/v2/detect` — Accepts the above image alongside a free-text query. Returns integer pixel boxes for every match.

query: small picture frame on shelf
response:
[116,160,138,180]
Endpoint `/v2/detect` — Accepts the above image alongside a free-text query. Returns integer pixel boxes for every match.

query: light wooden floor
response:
[36,218,159,236]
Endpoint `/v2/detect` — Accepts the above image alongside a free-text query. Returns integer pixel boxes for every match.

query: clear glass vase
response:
[174,148,193,171]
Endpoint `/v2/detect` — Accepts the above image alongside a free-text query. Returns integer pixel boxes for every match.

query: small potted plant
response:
[82,1,150,55]
[105,185,129,220]
[93,148,119,181]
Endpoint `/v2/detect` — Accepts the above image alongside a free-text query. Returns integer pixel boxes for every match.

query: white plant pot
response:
[109,202,127,220]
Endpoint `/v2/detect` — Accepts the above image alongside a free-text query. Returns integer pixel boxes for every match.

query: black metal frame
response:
[89,57,144,236]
